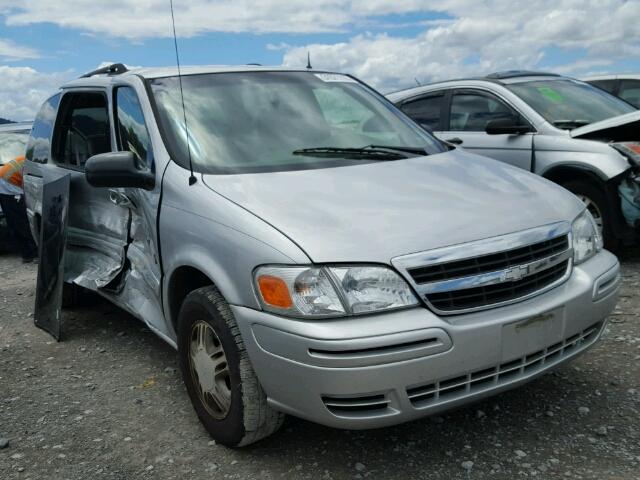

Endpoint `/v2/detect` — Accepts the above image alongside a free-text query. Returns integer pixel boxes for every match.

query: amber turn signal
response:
[257,275,293,309]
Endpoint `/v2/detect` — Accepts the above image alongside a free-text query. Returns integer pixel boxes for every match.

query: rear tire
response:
[177,285,284,447]
[560,179,620,251]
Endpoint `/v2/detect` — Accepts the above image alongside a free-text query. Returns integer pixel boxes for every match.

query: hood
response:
[202,150,583,264]
[571,110,640,139]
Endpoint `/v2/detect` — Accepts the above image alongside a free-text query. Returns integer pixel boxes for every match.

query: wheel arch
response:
[166,265,217,334]
[541,164,607,187]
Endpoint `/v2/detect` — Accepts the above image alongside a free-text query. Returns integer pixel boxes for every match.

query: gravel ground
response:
[1,250,639,480]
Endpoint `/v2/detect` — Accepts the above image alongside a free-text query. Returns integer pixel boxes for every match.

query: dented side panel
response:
[105,186,166,336]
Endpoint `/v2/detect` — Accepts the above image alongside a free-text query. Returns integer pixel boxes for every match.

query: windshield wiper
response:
[361,144,428,155]
[292,147,408,160]
[552,119,591,129]
[292,145,428,160]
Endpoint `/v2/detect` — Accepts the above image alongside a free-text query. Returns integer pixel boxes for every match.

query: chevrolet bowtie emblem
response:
[501,265,530,282]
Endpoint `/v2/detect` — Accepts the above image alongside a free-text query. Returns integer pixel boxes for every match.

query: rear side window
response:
[26,94,61,164]
[52,92,111,170]
[589,79,617,94]
[618,80,640,108]
[399,93,444,131]
[449,92,518,131]
[115,86,153,169]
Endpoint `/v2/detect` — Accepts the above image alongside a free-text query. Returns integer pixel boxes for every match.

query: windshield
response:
[149,71,446,174]
[506,79,636,129]
[0,130,29,164]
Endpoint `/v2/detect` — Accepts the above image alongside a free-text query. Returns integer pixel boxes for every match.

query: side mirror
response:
[485,117,532,135]
[85,151,154,190]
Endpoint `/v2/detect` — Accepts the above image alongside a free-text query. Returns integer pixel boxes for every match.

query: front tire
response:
[177,285,284,447]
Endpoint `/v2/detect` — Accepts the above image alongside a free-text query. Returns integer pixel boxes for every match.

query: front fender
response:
[159,162,310,328]
[534,136,631,180]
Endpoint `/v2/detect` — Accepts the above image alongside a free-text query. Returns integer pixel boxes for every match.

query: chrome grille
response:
[427,259,568,312]
[406,321,604,408]
[408,235,569,284]
[392,222,573,315]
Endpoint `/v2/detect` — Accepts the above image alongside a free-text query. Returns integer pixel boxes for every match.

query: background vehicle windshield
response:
[150,71,445,174]
[507,79,635,129]
[0,130,30,164]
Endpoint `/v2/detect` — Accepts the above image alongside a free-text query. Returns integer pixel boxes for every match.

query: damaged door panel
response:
[34,173,70,340]
[52,90,132,291]
[93,85,166,336]
[64,187,130,290]
[104,186,165,335]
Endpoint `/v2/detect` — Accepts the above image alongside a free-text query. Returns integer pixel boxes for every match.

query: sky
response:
[1,0,640,121]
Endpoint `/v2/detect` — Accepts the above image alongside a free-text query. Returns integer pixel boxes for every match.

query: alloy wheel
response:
[576,194,604,236]
[188,320,232,419]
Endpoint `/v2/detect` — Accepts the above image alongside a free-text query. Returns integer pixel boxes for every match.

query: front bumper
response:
[232,250,620,429]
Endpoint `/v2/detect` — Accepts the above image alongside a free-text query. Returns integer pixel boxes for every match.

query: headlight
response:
[254,265,419,318]
[572,209,603,264]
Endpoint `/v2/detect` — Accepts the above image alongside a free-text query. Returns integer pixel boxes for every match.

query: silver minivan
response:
[23,64,620,447]
[388,71,640,249]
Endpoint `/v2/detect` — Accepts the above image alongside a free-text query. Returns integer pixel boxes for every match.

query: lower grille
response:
[406,321,603,408]
[427,260,569,312]
[322,393,391,417]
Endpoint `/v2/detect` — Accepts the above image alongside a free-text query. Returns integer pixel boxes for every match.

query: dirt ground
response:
[0,249,639,480]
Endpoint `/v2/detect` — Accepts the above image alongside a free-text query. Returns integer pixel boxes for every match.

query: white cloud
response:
[0,66,71,121]
[0,0,639,117]
[0,0,429,38]
[0,38,39,60]
[282,0,640,91]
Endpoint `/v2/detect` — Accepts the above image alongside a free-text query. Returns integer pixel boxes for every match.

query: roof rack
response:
[80,63,128,79]
[486,70,561,80]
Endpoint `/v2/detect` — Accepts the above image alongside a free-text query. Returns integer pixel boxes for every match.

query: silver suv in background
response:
[23,64,619,446]
[583,74,640,109]
[388,71,640,249]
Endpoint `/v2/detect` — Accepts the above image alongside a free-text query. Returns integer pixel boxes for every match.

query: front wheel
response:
[177,285,284,447]
[561,179,619,250]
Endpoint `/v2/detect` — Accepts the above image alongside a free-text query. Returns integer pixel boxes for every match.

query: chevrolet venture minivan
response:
[24,64,620,447]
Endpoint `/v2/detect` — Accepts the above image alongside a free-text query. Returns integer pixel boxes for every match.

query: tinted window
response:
[589,79,617,94]
[115,87,153,168]
[618,80,640,108]
[449,92,517,131]
[26,94,61,164]
[507,80,634,129]
[400,93,444,131]
[150,71,445,174]
[53,92,110,169]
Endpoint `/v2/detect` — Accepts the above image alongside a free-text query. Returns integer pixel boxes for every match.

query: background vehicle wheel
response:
[177,285,284,447]
[561,179,619,251]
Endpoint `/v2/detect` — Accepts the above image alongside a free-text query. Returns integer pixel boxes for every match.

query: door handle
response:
[109,189,134,208]
[445,137,463,145]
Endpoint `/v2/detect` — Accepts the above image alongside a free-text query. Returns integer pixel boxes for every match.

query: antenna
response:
[306,51,312,70]
[169,0,197,186]
[414,77,421,86]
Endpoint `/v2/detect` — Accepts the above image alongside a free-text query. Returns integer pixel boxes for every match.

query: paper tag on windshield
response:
[314,73,357,83]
